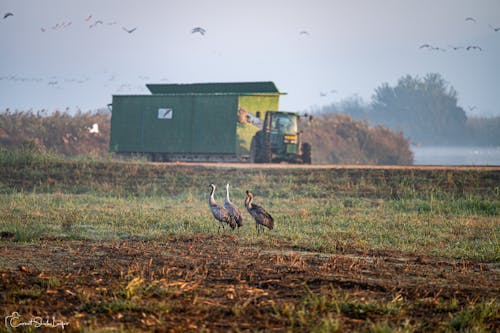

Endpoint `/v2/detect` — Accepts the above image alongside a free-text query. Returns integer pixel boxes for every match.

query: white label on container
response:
[158,108,173,119]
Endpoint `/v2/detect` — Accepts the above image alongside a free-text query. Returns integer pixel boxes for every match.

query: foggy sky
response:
[0,0,499,116]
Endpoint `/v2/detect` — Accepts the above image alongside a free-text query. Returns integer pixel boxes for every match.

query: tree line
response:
[319,73,500,146]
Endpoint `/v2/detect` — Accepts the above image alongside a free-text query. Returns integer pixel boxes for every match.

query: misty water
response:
[412,146,500,166]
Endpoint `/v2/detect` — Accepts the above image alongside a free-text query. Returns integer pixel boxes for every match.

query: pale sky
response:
[1,0,499,116]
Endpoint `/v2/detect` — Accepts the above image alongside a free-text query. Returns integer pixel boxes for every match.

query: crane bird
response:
[191,27,206,35]
[224,184,243,229]
[208,184,236,233]
[489,24,500,32]
[122,27,137,34]
[466,45,482,51]
[244,190,274,234]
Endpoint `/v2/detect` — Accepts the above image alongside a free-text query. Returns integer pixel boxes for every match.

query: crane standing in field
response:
[208,184,237,233]
[245,190,274,234]
[224,184,243,229]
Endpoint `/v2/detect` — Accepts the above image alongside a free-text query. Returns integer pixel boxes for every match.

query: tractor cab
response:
[250,111,311,164]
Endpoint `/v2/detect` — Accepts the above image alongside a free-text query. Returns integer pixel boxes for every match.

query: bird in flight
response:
[465,17,476,23]
[419,44,445,51]
[89,20,104,28]
[466,45,482,51]
[191,27,206,35]
[299,30,310,35]
[489,24,500,32]
[3,12,13,19]
[448,45,464,50]
[122,27,137,34]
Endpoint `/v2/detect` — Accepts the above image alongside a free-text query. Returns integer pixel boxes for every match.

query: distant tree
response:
[338,95,369,120]
[317,94,370,120]
[370,73,467,144]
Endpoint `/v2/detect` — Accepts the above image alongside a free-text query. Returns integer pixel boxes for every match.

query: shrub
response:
[301,114,413,164]
[0,109,110,157]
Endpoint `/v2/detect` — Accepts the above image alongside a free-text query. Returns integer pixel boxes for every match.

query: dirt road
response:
[149,161,500,170]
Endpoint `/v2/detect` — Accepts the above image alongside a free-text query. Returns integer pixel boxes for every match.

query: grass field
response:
[0,151,499,332]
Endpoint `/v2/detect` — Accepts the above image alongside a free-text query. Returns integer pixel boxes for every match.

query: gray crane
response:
[191,27,206,35]
[208,184,236,233]
[224,184,243,229]
[244,190,274,234]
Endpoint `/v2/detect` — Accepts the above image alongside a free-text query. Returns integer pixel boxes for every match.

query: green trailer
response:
[109,81,285,162]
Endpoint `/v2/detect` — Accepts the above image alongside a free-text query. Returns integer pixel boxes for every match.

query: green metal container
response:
[110,82,284,161]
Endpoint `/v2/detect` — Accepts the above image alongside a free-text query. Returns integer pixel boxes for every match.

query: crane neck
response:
[209,186,217,205]
[245,193,253,208]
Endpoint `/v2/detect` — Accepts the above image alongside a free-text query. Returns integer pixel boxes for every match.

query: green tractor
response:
[249,111,312,164]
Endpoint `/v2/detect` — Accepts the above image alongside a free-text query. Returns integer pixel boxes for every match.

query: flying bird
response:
[489,24,500,32]
[122,27,137,34]
[465,17,476,23]
[448,45,464,50]
[245,190,274,234]
[89,20,104,28]
[191,27,206,35]
[3,12,13,19]
[224,184,243,229]
[466,45,482,51]
[419,44,445,51]
[299,30,310,35]
[208,184,237,233]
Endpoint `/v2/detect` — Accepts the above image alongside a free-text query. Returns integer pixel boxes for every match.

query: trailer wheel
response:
[302,142,312,164]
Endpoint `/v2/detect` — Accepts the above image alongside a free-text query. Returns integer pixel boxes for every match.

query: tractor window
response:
[272,114,297,132]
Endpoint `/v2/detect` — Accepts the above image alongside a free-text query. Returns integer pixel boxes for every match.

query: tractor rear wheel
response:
[261,138,272,163]
[251,131,272,163]
[250,136,257,163]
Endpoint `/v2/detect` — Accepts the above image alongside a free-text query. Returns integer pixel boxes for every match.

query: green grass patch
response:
[1,189,498,261]
[0,157,499,261]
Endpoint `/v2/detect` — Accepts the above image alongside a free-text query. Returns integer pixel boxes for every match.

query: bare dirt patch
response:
[1,234,498,332]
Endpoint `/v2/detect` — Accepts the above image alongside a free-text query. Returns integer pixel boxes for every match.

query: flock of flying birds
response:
[419,16,499,52]
[1,10,311,38]
[3,9,498,106]
[2,11,139,34]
